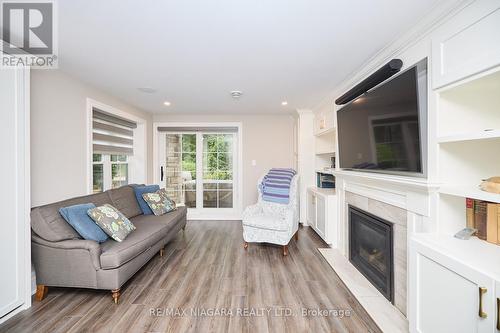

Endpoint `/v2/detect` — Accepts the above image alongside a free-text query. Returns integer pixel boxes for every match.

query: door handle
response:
[497,298,500,330]
[479,287,487,318]
[160,166,164,182]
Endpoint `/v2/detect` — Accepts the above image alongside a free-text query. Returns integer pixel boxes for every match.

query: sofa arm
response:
[32,234,102,270]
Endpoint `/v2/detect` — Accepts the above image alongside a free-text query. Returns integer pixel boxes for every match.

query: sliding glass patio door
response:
[158,130,238,216]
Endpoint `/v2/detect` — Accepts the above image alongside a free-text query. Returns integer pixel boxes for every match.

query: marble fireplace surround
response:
[345,191,408,315]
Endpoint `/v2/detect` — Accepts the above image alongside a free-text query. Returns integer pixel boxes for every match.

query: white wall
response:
[30,70,153,207]
[153,113,296,208]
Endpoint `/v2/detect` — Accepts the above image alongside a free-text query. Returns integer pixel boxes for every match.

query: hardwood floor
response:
[1,221,381,333]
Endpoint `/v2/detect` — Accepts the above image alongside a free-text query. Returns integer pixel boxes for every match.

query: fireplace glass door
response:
[349,206,394,302]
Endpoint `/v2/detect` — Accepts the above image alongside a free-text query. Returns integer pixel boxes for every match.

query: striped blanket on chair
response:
[260,168,297,204]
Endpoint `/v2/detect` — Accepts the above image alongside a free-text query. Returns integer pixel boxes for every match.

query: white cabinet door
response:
[316,195,326,238]
[432,0,500,88]
[0,62,30,320]
[410,240,495,333]
[307,191,316,227]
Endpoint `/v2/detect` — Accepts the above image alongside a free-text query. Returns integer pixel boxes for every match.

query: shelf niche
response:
[438,70,500,138]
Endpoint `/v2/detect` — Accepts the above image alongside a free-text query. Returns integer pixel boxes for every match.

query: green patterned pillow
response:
[87,204,136,242]
[142,189,177,216]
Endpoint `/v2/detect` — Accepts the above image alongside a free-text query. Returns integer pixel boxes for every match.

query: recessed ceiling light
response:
[163,101,171,106]
[281,101,288,106]
[137,87,157,94]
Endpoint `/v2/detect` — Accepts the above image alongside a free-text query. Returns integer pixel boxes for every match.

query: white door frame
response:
[153,122,243,220]
[0,54,31,323]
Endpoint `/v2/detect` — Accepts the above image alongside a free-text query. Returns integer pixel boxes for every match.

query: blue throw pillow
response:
[59,203,109,243]
[132,184,160,215]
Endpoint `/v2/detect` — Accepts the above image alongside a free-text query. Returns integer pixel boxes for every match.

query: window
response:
[92,153,129,193]
[111,154,128,188]
[202,134,233,208]
[92,154,104,193]
[165,134,197,207]
[160,129,238,213]
[91,106,137,193]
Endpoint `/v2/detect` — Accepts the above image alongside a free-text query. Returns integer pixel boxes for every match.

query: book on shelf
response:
[466,198,475,229]
[467,198,500,244]
[487,203,498,244]
[474,200,487,240]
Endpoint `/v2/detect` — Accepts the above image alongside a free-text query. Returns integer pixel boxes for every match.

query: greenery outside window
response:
[92,153,129,193]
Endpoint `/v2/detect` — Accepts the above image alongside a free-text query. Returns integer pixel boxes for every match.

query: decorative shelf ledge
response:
[438,129,500,143]
[314,127,336,137]
[315,151,335,156]
[439,185,500,203]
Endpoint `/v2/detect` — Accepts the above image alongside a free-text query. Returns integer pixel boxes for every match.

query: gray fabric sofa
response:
[30,185,187,303]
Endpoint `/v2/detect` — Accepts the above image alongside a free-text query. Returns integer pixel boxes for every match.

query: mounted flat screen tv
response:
[337,59,427,177]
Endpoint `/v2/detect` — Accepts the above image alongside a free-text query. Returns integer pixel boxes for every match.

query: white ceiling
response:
[57,0,440,114]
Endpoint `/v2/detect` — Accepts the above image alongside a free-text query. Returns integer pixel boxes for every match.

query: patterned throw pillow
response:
[142,189,177,216]
[87,204,136,242]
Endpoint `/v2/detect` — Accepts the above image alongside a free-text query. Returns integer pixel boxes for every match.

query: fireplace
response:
[349,205,394,303]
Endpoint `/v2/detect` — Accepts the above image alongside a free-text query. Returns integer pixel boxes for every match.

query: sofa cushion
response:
[132,184,160,215]
[31,192,112,242]
[134,206,186,226]
[242,214,289,231]
[88,204,136,242]
[99,217,169,269]
[142,189,176,216]
[59,203,109,243]
[108,185,142,219]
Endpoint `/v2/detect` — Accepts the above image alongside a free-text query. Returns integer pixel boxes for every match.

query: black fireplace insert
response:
[348,205,394,303]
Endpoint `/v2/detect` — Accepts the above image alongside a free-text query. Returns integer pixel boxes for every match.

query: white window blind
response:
[92,108,136,155]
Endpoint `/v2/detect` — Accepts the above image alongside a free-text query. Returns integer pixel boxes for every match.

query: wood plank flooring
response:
[0,221,381,333]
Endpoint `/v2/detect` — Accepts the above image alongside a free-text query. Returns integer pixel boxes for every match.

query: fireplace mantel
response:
[330,170,440,320]
[333,170,440,233]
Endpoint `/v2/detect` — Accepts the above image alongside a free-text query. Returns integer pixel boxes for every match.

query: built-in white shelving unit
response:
[314,128,336,156]
[437,67,500,234]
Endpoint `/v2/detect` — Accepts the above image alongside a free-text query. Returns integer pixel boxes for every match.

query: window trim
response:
[86,98,148,194]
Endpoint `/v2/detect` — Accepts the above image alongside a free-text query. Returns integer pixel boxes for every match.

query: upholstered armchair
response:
[242,174,299,255]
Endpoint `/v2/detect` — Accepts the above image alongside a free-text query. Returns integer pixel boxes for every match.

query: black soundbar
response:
[335,59,403,105]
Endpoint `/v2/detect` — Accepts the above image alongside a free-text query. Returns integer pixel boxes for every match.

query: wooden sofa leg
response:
[244,241,248,250]
[111,289,121,304]
[35,285,48,301]
[283,245,288,256]
[294,231,299,241]
[159,247,165,257]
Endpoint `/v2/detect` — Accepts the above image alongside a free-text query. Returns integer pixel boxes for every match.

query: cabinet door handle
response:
[497,298,500,330]
[479,287,487,318]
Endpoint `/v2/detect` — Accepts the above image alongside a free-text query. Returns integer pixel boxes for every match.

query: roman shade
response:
[157,126,238,133]
[93,108,136,155]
